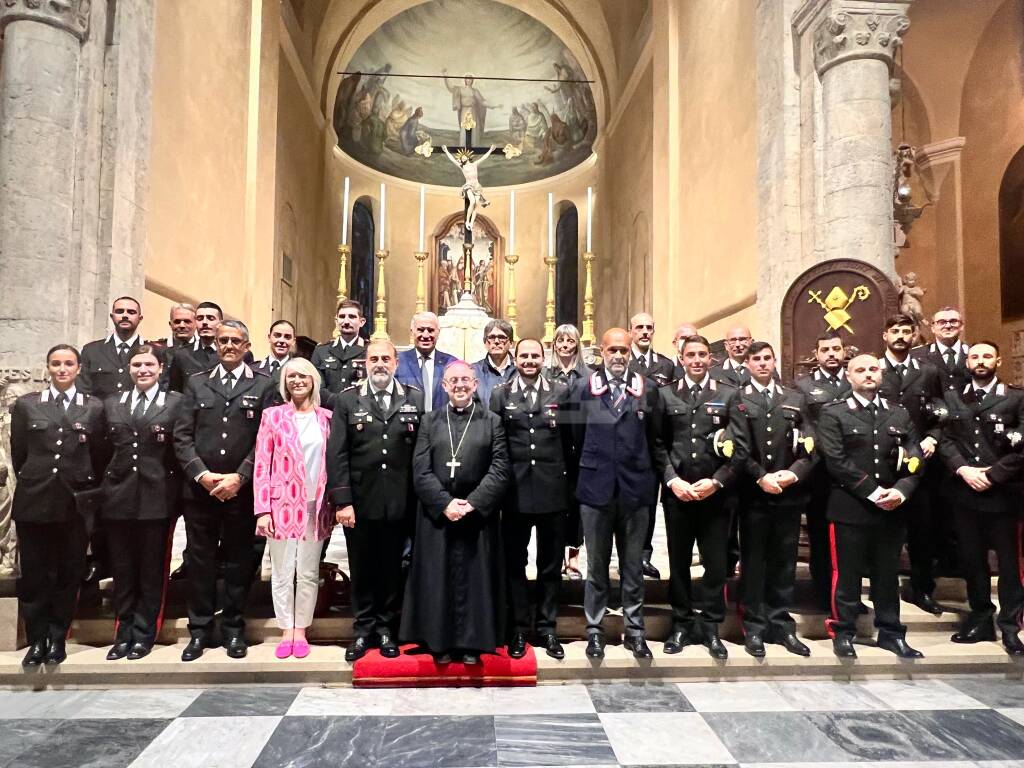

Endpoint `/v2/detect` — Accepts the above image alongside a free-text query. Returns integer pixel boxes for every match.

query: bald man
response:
[396,311,458,412]
[709,326,753,389]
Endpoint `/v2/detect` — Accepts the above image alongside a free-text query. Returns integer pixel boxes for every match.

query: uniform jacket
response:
[165,339,220,393]
[628,350,675,387]
[396,347,458,410]
[877,356,945,440]
[79,335,145,400]
[312,337,367,394]
[818,396,923,525]
[793,368,852,425]
[326,379,424,522]
[253,403,333,540]
[912,340,971,394]
[10,389,107,524]
[709,360,752,389]
[253,356,288,407]
[571,370,659,509]
[101,389,182,521]
[489,375,574,516]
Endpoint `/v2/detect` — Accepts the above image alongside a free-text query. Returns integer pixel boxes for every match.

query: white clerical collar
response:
[49,385,77,404]
[751,379,776,396]
[684,373,710,390]
[852,391,881,408]
[973,377,998,395]
[106,332,140,348]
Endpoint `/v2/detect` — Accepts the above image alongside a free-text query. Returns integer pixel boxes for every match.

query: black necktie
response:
[375,390,387,411]
[945,349,956,369]
[690,384,702,402]
[763,388,773,406]
[866,401,877,418]
[56,392,68,411]
[117,343,129,364]
[526,386,537,410]
[223,371,235,389]
[202,346,216,362]
[976,388,987,403]
[132,394,147,420]
[270,360,280,373]
[896,363,907,380]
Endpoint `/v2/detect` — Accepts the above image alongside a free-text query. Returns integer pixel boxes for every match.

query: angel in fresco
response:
[442,144,496,231]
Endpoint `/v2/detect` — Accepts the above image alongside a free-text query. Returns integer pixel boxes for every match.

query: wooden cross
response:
[445,457,462,479]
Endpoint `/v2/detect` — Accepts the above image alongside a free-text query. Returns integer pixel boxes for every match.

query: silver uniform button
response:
[132,467,137,472]
[382,434,388,440]
[529,428,535,434]
[55,440,62,446]
[874,458,879,463]
[52,467,58,473]
[691,452,698,458]
[530,459,536,466]
[53,454,60,460]
[132,442,138,448]
[223,417,228,423]
[382,448,387,455]
[766,426,772,432]
[875,473,880,478]
[132,455,137,460]
[381,463,387,469]
[766,454,772,461]
[220,449,226,455]
[57,428,63,433]
[222,433,228,439]
[530,444,535,450]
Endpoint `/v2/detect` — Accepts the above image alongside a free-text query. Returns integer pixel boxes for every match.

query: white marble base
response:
[437,296,491,362]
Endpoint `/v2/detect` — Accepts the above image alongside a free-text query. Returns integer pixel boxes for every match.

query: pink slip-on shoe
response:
[292,639,310,659]
[275,641,293,659]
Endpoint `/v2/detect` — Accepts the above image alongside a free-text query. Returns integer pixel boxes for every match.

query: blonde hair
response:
[279,357,322,408]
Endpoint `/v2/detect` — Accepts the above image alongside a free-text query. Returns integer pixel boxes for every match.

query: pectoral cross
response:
[446,458,462,479]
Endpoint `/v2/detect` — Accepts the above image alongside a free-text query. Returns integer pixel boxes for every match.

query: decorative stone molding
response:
[0,0,91,41]
[812,8,909,76]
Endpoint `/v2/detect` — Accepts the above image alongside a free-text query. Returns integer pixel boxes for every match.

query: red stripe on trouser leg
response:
[155,523,176,636]
[824,522,840,639]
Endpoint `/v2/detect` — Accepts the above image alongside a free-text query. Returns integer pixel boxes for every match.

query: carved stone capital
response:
[813,8,909,76]
[0,0,91,41]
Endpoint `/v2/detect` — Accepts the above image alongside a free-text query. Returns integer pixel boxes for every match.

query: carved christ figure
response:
[442,145,496,231]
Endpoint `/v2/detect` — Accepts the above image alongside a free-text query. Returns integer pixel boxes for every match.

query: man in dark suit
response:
[166,301,224,392]
[939,341,1024,656]
[818,354,925,659]
[793,331,851,608]
[490,338,574,660]
[328,339,424,661]
[173,320,273,661]
[911,306,970,394]
[572,327,659,660]
[653,334,744,659]
[396,311,457,412]
[708,326,753,389]
[255,319,295,406]
[878,314,946,615]
[311,299,367,398]
[729,341,814,658]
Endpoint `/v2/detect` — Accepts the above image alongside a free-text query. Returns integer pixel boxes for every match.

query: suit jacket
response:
[326,379,424,522]
[253,404,333,540]
[571,370,659,509]
[818,396,923,525]
[100,390,182,520]
[877,356,945,440]
[312,337,367,394]
[489,375,574,516]
[10,390,107,524]
[628,351,675,387]
[396,347,457,411]
[79,336,146,400]
[912,340,971,394]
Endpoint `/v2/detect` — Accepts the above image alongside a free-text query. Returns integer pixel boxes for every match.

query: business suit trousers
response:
[344,517,407,638]
[183,499,256,640]
[826,519,907,642]
[953,500,1024,635]
[581,501,646,638]
[504,510,565,636]
[664,493,729,636]
[738,503,801,638]
[17,518,89,644]
[107,519,173,646]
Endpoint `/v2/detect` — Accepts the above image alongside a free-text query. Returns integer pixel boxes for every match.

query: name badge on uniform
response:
[706,403,726,426]
[995,423,1005,433]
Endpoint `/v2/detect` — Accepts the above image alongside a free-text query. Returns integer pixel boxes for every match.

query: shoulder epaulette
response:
[253,369,270,378]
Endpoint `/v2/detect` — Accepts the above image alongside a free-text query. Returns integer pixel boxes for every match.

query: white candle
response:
[418,185,425,252]
[341,177,350,245]
[509,190,516,254]
[586,186,593,253]
[379,183,386,251]
[547,192,554,258]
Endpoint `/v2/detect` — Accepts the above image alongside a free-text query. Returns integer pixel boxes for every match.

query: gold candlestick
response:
[371,249,389,341]
[581,251,596,347]
[333,244,351,339]
[542,254,557,345]
[504,252,519,338]
[414,250,429,313]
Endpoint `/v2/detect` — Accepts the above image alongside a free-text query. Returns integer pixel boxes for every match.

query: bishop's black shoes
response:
[744,634,766,658]
[345,636,371,662]
[832,635,857,658]
[877,635,923,659]
[1002,632,1024,656]
[106,641,131,661]
[779,633,811,657]
[508,633,528,659]
[585,634,606,659]
[540,634,564,660]
[378,633,400,659]
[624,636,653,659]
[21,639,48,669]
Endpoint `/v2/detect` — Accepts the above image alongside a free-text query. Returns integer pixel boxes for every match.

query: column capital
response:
[807,2,910,76]
[0,0,90,41]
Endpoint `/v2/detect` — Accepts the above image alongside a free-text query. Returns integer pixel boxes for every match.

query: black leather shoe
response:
[1002,632,1024,656]
[181,636,208,662]
[912,593,943,616]
[832,636,857,658]
[127,642,151,660]
[541,634,564,660]
[378,633,399,659]
[45,639,66,665]
[951,624,996,644]
[705,632,728,660]
[624,636,653,659]
[877,635,924,659]
[106,641,131,661]
[744,634,766,658]
[21,639,48,668]
[663,630,687,655]
[345,636,371,662]
[641,560,661,579]
[585,634,606,659]
[508,633,528,659]
[779,632,811,657]
[462,652,481,665]
[225,636,247,659]
[170,563,187,581]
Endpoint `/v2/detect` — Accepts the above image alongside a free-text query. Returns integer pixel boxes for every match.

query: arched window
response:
[350,199,376,338]
[999,145,1024,320]
[555,204,579,326]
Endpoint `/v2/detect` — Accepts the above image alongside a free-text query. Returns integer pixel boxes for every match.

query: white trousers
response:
[267,503,322,629]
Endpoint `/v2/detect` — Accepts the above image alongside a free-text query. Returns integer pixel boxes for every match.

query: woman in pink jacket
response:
[253,358,333,659]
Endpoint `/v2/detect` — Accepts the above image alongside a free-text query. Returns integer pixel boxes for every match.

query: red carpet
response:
[352,644,537,688]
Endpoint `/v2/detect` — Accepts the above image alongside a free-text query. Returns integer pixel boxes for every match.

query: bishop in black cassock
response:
[400,361,511,663]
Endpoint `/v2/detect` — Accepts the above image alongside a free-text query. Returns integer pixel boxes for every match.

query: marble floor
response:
[1,677,1023,767]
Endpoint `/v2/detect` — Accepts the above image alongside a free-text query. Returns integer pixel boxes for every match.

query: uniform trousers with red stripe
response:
[826,516,907,642]
[664,492,729,637]
[107,519,173,647]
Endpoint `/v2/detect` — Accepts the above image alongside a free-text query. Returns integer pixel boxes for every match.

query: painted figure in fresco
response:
[441,71,502,143]
[442,144,496,232]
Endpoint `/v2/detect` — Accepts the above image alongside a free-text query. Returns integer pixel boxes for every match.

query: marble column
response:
[811,1,910,274]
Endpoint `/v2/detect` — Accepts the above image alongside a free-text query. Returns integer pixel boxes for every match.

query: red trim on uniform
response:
[824,522,840,639]
[155,523,176,636]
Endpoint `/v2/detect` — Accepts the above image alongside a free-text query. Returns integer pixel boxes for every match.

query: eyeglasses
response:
[726,337,752,344]
[445,376,475,385]
[216,337,246,347]
[933,319,962,327]
[485,334,509,342]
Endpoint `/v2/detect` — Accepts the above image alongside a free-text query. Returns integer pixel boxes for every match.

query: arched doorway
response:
[350,198,376,338]
[999,145,1024,320]
[556,204,579,326]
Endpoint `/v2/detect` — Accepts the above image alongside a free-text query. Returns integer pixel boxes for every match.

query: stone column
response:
[810,1,910,274]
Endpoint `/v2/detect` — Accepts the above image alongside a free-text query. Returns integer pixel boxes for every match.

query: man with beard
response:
[490,338,573,660]
[912,306,971,394]
[818,354,924,659]
[328,340,424,661]
[396,312,457,412]
[167,302,225,393]
[401,361,510,664]
[709,326,754,389]
[312,300,367,398]
[877,315,946,615]
[939,342,1024,656]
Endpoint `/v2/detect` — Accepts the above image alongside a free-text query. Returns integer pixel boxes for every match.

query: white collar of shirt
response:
[751,379,776,397]
[974,377,998,395]
[885,352,910,368]
[604,368,626,385]
[818,367,843,381]
[369,380,394,398]
[214,363,246,382]
[725,358,744,371]
[936,340,962,356]
[107,332,140,349]
[131,382,160,409]
[684,374,710,390]
[852,391,880,409]
[631,344,650,362]
[264,355,289,367]
[335,336,358,350]
[419,350,434,364]
[488,354,513,374]
[49,385,76,405]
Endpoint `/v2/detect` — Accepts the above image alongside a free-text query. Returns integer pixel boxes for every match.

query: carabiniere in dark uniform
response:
[312,337,367,399]
[79,333,145,400]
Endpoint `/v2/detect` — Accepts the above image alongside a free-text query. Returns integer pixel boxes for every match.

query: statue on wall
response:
[896,271,927,331]
[442,144,496,231]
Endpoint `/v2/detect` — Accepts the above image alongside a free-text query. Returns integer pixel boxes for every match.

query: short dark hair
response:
[746,341,775,359]
[336,299,363,317]
[884,313,917,330]
[196,301,223,318]
[269,319,295,334]
[971,340,1000,356]
[111,296,141,310]
[46,344,80,364]
[129,344,161,362]
[514,337,544,356]
[815,331,843,347]
[484,319,514,342]
[681,334,710,351]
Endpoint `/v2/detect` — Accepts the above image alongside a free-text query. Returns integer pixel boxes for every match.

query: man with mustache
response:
[166,301,226,393]
[312,299,368,398]
[327,340,424,661]
[939,342,1024,655]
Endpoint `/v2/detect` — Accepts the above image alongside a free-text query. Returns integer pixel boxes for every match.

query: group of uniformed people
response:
[7,295,1023,668]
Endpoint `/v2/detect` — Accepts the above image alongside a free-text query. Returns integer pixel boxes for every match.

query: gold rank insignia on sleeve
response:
[802,436,815,454]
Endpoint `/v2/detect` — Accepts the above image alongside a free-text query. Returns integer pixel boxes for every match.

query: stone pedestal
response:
[437,297,492,363]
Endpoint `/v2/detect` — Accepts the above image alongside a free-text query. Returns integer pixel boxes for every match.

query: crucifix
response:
[445,457,462,479]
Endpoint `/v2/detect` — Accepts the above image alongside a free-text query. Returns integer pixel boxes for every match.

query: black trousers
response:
[183,498,256,640]
[738,503,801,638]
[641,484,661,561]
[953,500,1024,635]
[503,510,565,636]
[664,492,729,635]
[564,503,583,550]
[826,518,907,641]
[343,518,407,638]
[805,469,832,608]
[107,519,173,646]
[17,517,89,644]
[903,475,936,597]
